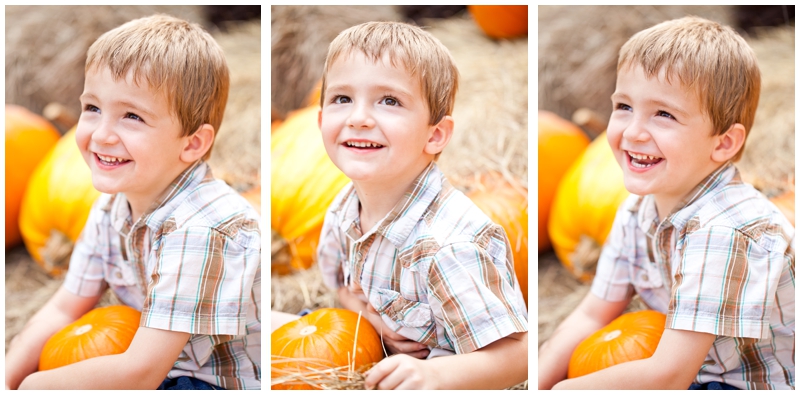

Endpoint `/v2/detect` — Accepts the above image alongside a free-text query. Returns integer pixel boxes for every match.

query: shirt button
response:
[641,274,649,282]
[115,271,123,279]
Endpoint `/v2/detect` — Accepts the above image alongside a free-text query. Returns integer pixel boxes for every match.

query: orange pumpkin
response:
[538,110,590,252]
[5,104,61,248]
[19,127,101,274]
[548,132,629,282]
[467,174,529,306]
[271,106,351,270]
[467,5,528,39]
[770,191,794,226]
[568,310,666,379]
[39,305,141,371]
[271,308,384,390]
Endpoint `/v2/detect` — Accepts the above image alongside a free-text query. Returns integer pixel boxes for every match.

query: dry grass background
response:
[5,6,260,350]
[270,5,528,389]
[538,5,794,348]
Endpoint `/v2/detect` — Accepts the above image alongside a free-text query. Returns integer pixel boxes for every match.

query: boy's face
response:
[76,67,189,206]
[607,65,723,212]
[318,51,441,185]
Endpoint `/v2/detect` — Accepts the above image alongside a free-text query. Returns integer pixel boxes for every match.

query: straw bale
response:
[431,14,528,188]
[5,246,121,350]
[271,5,402,118]
[207,20,262,191]
[737,25,795,197]
[5,5,206,133]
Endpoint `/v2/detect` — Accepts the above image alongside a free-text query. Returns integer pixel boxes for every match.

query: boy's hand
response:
[337,286,429,359]
[364,354,435,390]
[364,303,430,359]
[5,286,102,390]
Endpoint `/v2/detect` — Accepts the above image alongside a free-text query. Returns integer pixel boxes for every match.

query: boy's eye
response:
[380,97,400,106]
[84,104,100,113]
[125,112,144,122]
[332,95,351,104]
[657,110,675,120]
[615,103,632,112]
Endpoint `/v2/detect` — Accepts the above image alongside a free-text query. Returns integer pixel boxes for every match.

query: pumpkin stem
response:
[40,230,73,276]
[603,329,622,342]
[569,235,601,282]
[74,324,93,336]
[299,325,317,336]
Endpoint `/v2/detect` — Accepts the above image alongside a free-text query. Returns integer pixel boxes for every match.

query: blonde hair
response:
[85,14,230,160]
[321,21,459,127]
[618,16,761,161]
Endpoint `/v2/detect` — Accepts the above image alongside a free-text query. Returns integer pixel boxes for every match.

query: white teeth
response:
[97,154,128,163]
[628,151,662,168]
[346,141,383,148]
[629,152,660,160]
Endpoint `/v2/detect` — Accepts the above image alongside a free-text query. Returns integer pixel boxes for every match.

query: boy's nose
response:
[622,116,651,142]
[347,103,376,130]
[91,120,120,145]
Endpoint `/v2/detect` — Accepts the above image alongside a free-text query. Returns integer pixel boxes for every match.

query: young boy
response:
[539,16,794,390]
[316,21,528,390]
[5,15,261,390]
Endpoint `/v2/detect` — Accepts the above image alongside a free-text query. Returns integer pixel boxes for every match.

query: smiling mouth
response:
[628,151,663,168]
[96,153,131,166]
[344,141,384,149]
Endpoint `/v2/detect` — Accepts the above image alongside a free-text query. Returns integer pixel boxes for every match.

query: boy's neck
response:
[652,161,729,222]
[127,161,198,224]
[352,160,433,234]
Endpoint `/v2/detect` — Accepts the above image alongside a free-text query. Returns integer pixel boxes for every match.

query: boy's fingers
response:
[406,348,430,359]
[364,358,393,389]
[385,338,427,353]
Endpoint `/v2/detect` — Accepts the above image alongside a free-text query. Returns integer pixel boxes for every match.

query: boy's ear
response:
[424,115,454,156]
[318,109,322,129]
[711,123,746,163]
[180,124,215,163]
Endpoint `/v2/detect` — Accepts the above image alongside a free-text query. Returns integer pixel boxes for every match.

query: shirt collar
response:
[337,161,442,248]
[109,161,208,236]
[633,161,738,232]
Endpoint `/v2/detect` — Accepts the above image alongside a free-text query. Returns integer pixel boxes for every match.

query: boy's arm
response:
[17,326,190,390]
[364,331,528,390]
[538,291,631,390]
[551,328,715,390]
[5,286,102,390]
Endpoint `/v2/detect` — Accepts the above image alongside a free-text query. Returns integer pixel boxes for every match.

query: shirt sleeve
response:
[667,225,777,339]
[141,225,260,336]
[426,232,528,354]
[63,195,110,297]
[590,200,636,302]
[317,207,346,291]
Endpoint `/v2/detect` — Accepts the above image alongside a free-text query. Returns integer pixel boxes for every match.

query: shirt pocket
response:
[630,255,663,289]
[103,260,138,288]
[373,288,433,329]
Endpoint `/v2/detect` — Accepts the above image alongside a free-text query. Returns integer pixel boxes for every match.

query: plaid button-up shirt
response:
[591,162,795,390]
[64,161,261,390]
[318,162,528,355]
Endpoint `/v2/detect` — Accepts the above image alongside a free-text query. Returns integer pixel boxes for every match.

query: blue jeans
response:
[689,382,740,390]
[158,376,224,390]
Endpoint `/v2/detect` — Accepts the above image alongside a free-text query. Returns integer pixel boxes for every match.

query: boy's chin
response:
[89,177,120,195]
[622,179,653,197]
